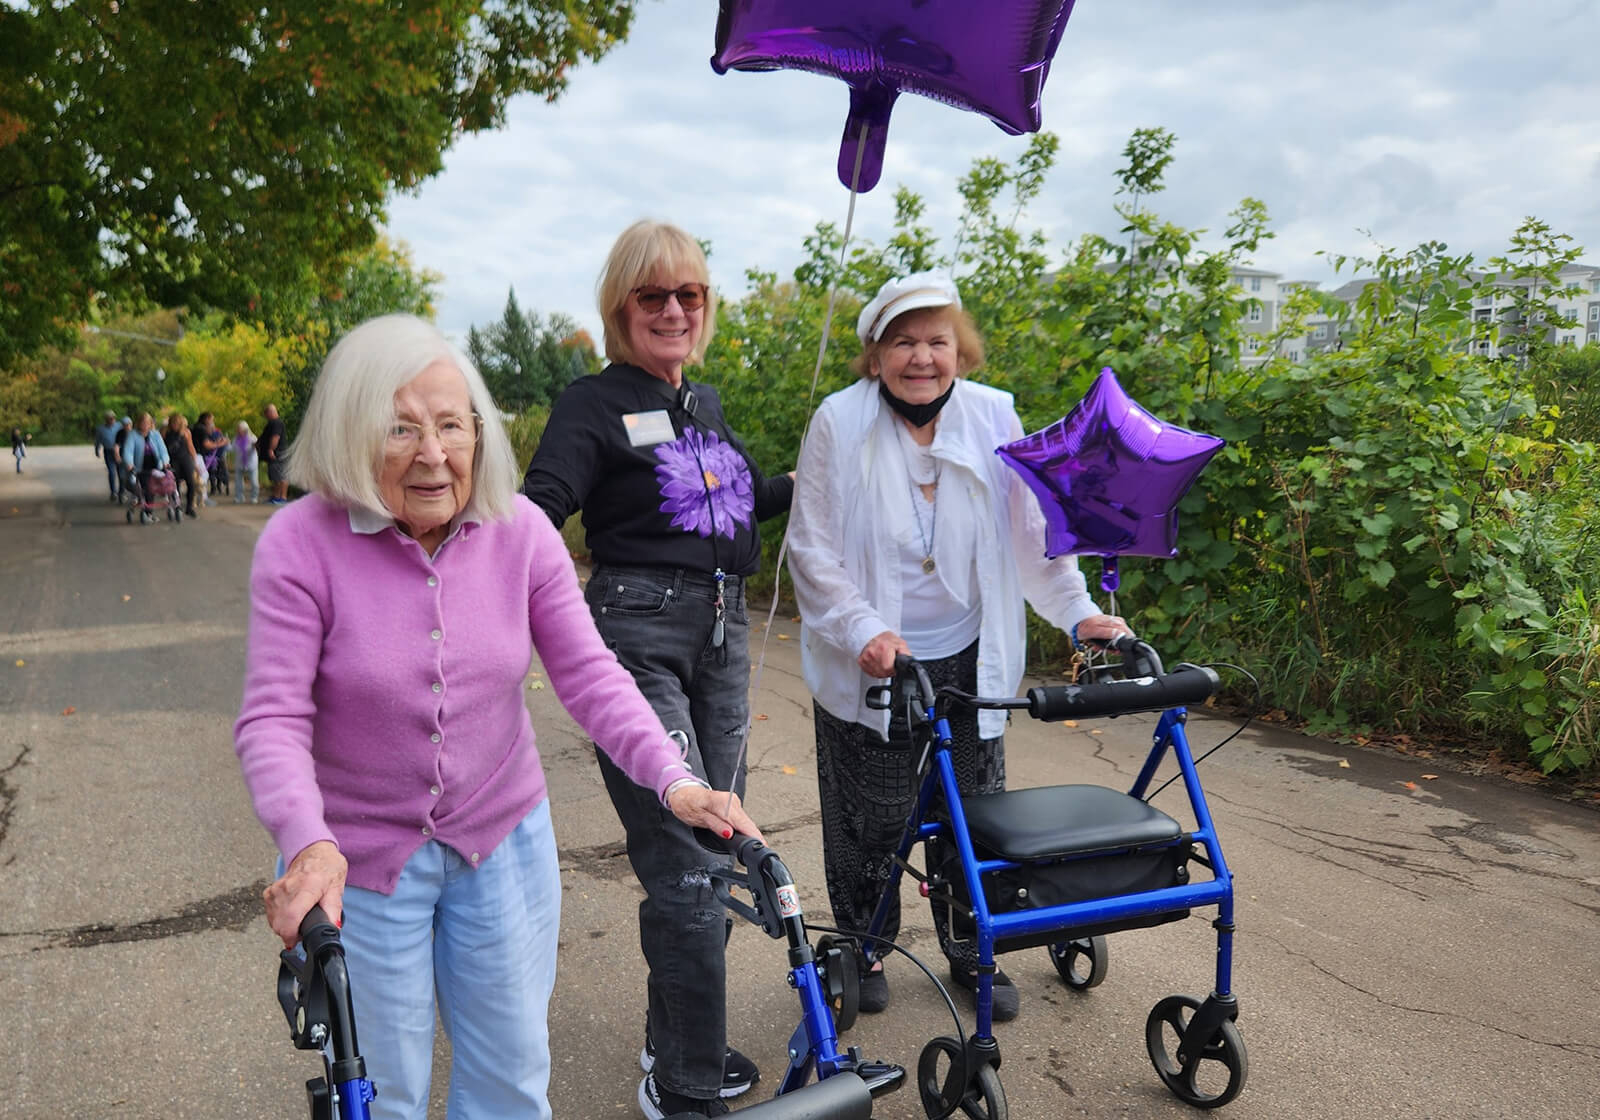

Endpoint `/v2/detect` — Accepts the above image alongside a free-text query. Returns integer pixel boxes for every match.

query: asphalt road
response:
[3,444,1597,1119]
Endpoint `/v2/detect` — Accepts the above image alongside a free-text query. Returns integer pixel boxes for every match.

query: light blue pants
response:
[333,800,561,1120]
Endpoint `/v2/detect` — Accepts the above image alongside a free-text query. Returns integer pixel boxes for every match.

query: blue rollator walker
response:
[851,636,1246,1117]
[277,906,377,1120]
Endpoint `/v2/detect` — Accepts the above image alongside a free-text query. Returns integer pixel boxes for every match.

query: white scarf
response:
[872,408,980,611]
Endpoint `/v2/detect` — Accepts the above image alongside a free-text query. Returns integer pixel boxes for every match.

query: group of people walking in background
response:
[88,404,288,514]
[230,218,1130,1120]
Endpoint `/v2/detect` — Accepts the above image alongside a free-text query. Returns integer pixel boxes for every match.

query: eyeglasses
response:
[385,413,481,454]
[631,284,708,314]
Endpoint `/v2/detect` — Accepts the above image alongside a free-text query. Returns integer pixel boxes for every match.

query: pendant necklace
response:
[908,469,939,574]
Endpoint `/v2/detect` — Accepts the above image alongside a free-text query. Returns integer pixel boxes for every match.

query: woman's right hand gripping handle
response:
[264,839,347,950]
[858,630,910,679]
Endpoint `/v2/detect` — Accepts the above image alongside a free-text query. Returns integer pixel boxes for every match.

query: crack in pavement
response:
[1,880,270,951]
[0,743,29,862]
[1225,807,1477,899]
[1257,928,1600,1060]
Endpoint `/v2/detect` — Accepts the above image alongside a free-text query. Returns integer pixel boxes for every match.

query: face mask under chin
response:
[878,381,954,428]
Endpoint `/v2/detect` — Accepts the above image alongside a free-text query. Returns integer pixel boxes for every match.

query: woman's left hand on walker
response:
[1075,613,1134,645]
[668,785,766,845]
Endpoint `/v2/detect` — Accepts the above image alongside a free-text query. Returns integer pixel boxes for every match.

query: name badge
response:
[622,409,676,447]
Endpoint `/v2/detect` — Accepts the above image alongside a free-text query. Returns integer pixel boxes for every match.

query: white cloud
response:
[384,1,1600,346]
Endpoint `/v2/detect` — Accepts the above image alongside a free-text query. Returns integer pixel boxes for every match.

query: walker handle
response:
[1026,664,1221,721]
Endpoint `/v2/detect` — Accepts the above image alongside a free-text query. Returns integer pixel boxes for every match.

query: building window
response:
[1313,325,1327,339]
[1248,306,1262,323]
[1249,277,1262,292]
[1591,278,1600,293]
[1589,305,1599,321]
[1288,350,1300,362]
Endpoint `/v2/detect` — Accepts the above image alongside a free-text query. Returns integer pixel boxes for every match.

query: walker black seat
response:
[957,784,1183,862]
[936,784,1192,948]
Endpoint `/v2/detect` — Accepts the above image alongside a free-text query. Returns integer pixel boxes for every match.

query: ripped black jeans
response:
[585,564,750,1101]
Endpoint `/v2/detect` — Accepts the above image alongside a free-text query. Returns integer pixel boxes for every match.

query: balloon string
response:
[726,122,871,820]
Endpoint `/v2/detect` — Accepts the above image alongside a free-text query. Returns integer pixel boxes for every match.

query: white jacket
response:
[788,378,1101,739]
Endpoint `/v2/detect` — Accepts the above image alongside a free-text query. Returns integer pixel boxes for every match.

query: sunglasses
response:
[632,283,708,314]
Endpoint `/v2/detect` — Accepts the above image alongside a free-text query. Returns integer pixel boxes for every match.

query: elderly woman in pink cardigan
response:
[234,314,760,1120]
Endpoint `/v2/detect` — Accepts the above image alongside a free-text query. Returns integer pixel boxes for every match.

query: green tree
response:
[469,288,592,410]
[0,308,186,439]
[275,237,442,433]
[161,316,300,433]
[0,1,635,368]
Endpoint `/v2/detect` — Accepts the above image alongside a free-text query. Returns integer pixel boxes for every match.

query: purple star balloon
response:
[711,0,1078,191]
[997,369,1224,585]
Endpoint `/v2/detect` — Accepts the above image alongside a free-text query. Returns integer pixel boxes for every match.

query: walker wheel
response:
[173,506,182,523]
[1048,935,1108,991]
[816,935,859,1033]
[917,1036,1007,1120]
[125,508,133,523]
[1145,995,1247,1109]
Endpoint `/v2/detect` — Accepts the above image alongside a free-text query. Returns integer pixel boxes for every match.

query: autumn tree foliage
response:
[0,0,636,367]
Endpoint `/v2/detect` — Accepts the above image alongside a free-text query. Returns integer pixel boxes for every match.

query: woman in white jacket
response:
[787,271,1132,1023]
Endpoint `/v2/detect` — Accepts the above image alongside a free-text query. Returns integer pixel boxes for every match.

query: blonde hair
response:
[597,219,718,367]
[287,314,521,521]
[851,305,985,379]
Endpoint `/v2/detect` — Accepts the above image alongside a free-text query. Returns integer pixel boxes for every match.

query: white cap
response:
[856,270,962,344]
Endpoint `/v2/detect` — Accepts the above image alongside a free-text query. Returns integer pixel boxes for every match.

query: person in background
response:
[93,411,122,500]
[235,313,761,1120]
[260,402,289,504]
[121,412,170,497]
[232,420,259,504]
[11,427,29,473]
[787,270,1134,1023]
[163,412,201,518]
[192,411,228,501]
[114,416,134,495]
[521,219,793,1119]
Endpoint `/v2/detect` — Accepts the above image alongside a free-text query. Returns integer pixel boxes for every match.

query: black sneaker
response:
[859,966,890,1014]
[638,1072,729,1119]
[948,964,1020,1022]
[639,1021,759,1099]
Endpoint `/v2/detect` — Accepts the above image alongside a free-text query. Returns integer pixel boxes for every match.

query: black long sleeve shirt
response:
[521,363,793,576]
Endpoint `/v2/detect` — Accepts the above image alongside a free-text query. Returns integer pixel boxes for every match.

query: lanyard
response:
[712,568,727,649]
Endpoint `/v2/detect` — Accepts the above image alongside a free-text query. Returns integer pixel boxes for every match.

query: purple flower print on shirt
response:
[655,427,754,540]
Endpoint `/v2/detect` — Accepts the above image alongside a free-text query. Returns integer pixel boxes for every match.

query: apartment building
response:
[1231,263,1600,365]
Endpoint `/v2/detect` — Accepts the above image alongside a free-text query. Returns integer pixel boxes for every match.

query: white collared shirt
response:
[788,378,1102,738]
[347,504,483,551]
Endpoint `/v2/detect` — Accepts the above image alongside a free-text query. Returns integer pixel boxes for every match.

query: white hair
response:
[287,314,520,521]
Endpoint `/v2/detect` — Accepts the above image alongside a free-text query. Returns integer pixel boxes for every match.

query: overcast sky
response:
[385,0,1600,345]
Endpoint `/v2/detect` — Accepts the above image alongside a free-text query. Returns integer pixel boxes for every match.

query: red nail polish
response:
[721,829,733,839]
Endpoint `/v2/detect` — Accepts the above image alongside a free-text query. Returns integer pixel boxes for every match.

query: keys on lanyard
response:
[712,567,727,649]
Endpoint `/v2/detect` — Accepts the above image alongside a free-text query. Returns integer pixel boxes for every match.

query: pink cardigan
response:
[234,493,690,893]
